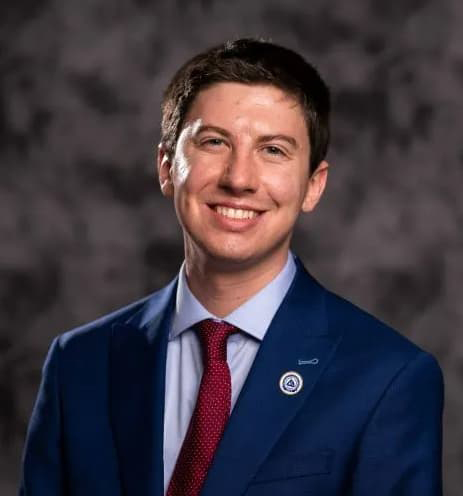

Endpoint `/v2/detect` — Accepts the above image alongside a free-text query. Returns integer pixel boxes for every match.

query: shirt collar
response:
[170,252,296,341]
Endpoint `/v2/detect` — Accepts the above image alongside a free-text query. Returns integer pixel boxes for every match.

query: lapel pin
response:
[298,358,319,365]
[279,371,303,395]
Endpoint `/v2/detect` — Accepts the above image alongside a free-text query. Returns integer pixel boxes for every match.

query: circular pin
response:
[279,371,303,395]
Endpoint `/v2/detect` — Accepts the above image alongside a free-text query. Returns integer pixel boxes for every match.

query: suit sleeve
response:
[350,351,444,496]
[19,337,64,495]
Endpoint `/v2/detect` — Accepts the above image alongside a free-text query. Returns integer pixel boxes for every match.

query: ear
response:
[157,143,174,197]
[301,160,329,212]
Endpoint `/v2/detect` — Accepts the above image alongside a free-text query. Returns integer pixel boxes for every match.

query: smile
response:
[214,206,259,220]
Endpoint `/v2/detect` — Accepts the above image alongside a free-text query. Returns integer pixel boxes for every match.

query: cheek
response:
[265,170,305,208]
[172,151,191,186]
[174,147,222,193]
[172,155,216,215]
[173,125,205,186]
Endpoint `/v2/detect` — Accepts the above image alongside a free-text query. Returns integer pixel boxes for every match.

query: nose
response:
[218,148,259,194]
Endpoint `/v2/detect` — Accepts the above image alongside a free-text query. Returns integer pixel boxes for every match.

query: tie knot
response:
[195,319,238,363]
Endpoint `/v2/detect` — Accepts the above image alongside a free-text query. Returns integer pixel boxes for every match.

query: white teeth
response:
[215,206,258,219]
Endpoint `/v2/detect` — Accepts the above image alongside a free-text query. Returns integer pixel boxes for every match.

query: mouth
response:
[213,205,261,220]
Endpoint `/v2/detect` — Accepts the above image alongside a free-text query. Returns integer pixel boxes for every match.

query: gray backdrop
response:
[1,0,462,494]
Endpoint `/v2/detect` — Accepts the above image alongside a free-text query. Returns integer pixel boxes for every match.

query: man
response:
[20,38,443,495]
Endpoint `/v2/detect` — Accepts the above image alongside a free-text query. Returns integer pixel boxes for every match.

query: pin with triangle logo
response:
[279,371,303,395]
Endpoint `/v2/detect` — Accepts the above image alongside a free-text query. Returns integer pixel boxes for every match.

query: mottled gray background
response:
[1,0,462,493]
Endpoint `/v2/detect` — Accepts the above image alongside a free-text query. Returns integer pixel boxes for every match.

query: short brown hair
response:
[161,38,330,174]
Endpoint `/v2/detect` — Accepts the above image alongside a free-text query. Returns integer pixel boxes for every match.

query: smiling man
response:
[158,82,326,314]
[20,39,443,496]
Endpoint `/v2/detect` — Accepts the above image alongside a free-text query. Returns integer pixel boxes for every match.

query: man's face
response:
[158,82,328,270]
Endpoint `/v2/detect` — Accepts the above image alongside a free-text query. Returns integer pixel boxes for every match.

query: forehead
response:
[184,82,308,138]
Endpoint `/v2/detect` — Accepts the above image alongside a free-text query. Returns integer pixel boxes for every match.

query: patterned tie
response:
[167,318,238,496]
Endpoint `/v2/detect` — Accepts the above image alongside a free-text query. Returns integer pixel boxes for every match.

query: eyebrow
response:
[194,125,232,138]
[256,134,299,149]
[194,125,299,149]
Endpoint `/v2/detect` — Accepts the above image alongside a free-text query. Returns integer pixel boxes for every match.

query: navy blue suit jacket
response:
[20,260,444,495]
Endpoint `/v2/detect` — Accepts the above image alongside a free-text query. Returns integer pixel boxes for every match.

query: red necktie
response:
[167,319,238,496]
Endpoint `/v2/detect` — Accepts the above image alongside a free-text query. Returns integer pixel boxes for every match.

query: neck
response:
[184,250,290,318]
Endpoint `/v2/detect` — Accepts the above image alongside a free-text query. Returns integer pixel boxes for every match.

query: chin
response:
[202,240,288,272]
[185,229,289,270]
[208,246,257,266]
[191,238,259,267]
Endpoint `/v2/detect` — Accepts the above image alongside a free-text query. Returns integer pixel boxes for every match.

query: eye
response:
[202,137,225,147]
[264,145,285,156]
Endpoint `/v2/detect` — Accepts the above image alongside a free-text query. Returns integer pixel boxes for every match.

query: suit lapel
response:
[110,278,177,496]
[201,263,342,496]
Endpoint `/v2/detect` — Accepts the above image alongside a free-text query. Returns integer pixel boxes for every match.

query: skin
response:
[158,82,328,317]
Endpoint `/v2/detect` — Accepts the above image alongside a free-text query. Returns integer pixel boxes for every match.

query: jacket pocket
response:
[251,449,334,484]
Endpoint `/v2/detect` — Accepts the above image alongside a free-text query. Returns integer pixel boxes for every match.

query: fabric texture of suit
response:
[20,258,444,495]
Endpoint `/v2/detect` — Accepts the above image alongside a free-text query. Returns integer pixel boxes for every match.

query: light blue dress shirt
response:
[163,252,297,493]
